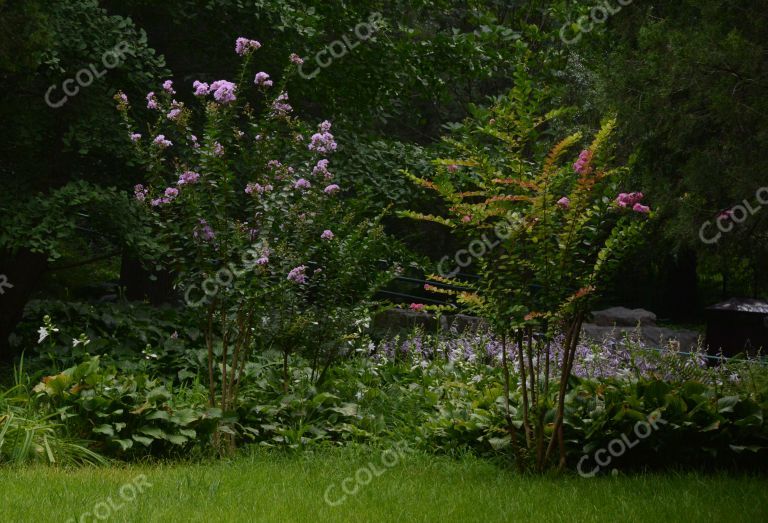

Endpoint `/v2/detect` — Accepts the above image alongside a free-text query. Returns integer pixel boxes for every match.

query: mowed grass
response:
[1,447,766,523]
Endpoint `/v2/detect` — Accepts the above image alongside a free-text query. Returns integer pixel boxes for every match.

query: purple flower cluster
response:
[177,170,201,185]
[245,182,273,195]
[146,92,158,110]
[130,132,142,143]
[193,81,210,97]
[320,229,334,240]
[162,80,175,95]
[372,331,502,364]
[294,178,311,190]
[254,72,273,87]
[133,184,148,201]
[153,134,172,148]
[312,159,332,179]
[193,219,216,241]
[150,186,179,207]
[323,184,340,195]
[210,80,237,104]
[287,265,308,284]
[370,329,725,385]
[308,121,337,154]
[235,37,261,56]
[271,92,293,117]
[289,53,304,65]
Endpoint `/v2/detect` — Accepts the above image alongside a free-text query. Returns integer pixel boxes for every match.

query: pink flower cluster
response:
[320,229,334,240]
[210,80,237,104]
[153,134,172,148]
[289,53,304,65]
[616,192,650,214]
[573,149,592,174]
[134,184,148,201]
[409,303,426,312]
[146,92,158,110]
[254,72,273,87]
[130,132,142,143]
[323,184,340,195]
[557,196,570,209]
[177,170,200,185]
[287,265,308,284]
[150,187,179,207]
[312,159,332,179]
[294,178,311,190]
[162,80,175,95]
[235,37,261,56]
[245,182,273,195]
[271,92,292,116]
[308,121,337,154]
[193,219,215,241]
[193,81,209,97]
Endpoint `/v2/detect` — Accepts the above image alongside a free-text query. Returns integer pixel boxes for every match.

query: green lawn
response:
[2,447,766,522]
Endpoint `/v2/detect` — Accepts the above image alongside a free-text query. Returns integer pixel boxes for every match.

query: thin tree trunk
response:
[501,332,524,472]
[516,329,532,447]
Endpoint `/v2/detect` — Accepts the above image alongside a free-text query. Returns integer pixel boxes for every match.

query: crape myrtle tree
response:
[116,38,399,446]
[402,68,650,471]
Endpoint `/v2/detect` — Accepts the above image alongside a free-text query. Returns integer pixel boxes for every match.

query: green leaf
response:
[145,410,170,421]
[330,403,359,417]
[131,435,154,446]
[717,396,740,413]
[164,434,189,445]
[138,426,164,438]
[170,409,200,426]
[93,424,115,437]
[114,439,134,451]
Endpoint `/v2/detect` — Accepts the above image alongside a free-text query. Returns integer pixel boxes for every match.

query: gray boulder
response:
[591,306,657,327]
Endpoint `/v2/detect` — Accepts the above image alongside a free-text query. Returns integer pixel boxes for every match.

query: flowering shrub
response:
[400,70,651,471]
[115,37,398,425]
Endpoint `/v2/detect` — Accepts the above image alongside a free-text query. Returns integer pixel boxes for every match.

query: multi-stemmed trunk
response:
[500,312,585,472]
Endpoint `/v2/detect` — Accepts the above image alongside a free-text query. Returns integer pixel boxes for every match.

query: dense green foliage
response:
[2,0,767,492]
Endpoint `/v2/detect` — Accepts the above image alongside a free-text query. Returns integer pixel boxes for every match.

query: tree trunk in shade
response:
[0,248,48,362]
[119,251,175,305]
[660,248,699,321]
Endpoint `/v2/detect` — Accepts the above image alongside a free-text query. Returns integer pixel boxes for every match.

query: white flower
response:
[72,336,91,347]
[37,326,49,344]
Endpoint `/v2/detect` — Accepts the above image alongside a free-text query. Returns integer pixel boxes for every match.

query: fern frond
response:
[588,118,616,155]
[396,210,455,227]
[542,132,581,179]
